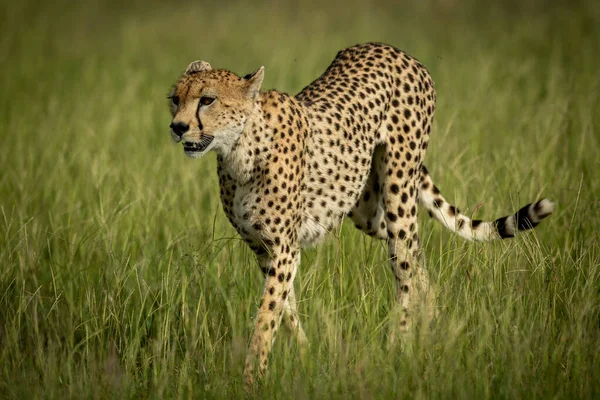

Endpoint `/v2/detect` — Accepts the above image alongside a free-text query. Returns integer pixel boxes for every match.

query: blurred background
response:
[1,0,599,398]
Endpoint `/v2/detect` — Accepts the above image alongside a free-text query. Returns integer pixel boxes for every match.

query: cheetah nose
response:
[170,122,189,137]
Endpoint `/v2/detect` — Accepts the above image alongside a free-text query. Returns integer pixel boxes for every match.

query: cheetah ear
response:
[242,66,264,99]
[185,60,212,75]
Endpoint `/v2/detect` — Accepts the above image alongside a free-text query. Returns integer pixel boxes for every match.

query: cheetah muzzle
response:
[166,42,554,389]
[183,134,214,156]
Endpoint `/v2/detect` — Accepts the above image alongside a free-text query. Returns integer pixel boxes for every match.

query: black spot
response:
[400,261,409,270]
[471,219,483,228]
[268,301,276,311]
[390,184,400,194]
[515,203,538,231]
[494,216,512,238]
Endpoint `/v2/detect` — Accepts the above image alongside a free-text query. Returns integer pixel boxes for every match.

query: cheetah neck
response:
[218,99,271,184]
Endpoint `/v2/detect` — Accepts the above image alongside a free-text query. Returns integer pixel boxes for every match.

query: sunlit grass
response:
[1,0,599,398]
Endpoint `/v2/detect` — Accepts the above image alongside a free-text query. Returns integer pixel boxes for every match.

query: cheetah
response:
[167,43,554,386]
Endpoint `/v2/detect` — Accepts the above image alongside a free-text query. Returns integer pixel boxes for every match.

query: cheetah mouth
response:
[183,134,214,154]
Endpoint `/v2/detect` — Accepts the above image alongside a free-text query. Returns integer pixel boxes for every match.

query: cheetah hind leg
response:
[352,147,436,344]
[349,145,388,240]
[392,236,437,345]
[385,219,438,347]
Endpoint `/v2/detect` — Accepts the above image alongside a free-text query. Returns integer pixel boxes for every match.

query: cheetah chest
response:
[230,178,298,247]
[230,182,265,244]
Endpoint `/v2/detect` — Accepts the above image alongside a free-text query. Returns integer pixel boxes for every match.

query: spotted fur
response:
[167,43,554,387]
[419,166,554,241]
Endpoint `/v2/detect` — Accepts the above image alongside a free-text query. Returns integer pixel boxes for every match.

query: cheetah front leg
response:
[256,250,308,346]
[244,242,300,388]
[281,280,309,347]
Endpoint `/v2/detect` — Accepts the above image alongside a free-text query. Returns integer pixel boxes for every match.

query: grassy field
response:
[1,0,599,398]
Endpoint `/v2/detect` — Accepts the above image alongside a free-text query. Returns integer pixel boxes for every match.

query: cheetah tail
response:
[418,165,554,241]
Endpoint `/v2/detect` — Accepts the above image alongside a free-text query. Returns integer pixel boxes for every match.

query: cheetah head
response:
[168,60,264,159]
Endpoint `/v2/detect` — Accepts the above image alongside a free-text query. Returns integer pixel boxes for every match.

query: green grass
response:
[1,0,599,398]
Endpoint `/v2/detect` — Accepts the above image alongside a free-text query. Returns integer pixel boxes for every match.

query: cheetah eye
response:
[169,95,179,106]
[200,96,215,106]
